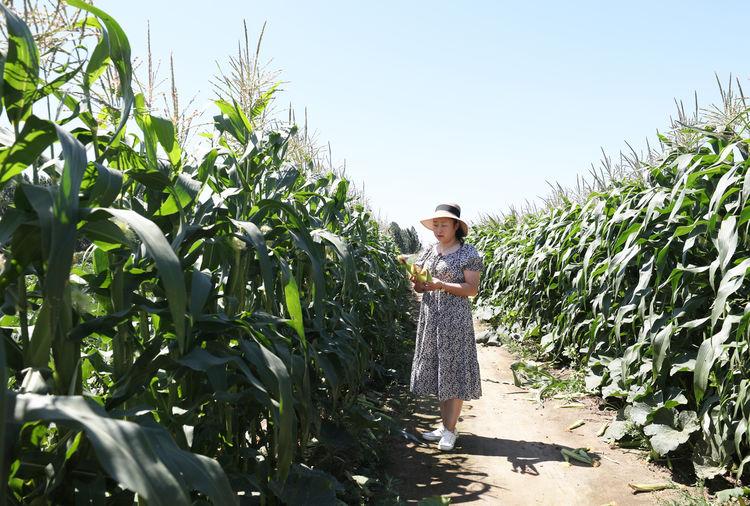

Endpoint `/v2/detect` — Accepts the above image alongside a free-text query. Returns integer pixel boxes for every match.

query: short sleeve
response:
[462,244,483,272]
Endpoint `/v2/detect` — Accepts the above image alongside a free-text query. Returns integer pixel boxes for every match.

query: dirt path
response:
[384,324,687,505]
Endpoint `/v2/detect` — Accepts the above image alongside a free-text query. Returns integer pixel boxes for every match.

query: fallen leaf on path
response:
[628,482,675,493]
[417,495,452,505]
[561,402,585,408]
[567,419,586,431]
[561,447,599,466]
[399,429,425,445]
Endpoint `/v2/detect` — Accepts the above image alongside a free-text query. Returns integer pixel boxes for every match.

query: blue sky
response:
[97,1,750,243]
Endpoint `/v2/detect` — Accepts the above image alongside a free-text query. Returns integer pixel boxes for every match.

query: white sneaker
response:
[438,429,458,451]
[421,425,445,441]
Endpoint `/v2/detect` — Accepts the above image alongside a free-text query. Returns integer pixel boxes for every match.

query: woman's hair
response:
[454,219,466,244]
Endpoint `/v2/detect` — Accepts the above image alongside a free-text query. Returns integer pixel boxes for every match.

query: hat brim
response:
[420,211,469,235]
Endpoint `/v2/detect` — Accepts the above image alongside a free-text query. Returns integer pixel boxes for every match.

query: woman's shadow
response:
[387,396,597,503]
[389,430,590,503]
[458,433,571,476]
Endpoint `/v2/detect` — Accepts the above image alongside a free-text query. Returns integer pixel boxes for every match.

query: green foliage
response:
[0,180,13,214]
[474,90,750,482]
[0,2,414,504]
[387,221,422,254]
[509,360,585,402]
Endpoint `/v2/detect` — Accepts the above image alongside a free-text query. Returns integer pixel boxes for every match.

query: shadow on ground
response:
[384,393,598,503]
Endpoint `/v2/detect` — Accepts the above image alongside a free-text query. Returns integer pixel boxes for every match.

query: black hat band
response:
[435,204,460,217]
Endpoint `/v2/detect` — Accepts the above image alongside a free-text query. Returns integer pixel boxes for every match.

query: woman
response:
[409,203,483,451]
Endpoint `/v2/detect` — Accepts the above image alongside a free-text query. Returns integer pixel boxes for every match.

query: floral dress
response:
[409,242,484,401]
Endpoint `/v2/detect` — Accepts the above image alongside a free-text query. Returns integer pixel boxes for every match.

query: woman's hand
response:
[411,275,426,293]
[422,279,445,292]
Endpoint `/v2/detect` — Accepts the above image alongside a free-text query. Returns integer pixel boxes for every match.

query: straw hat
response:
[420,203,469,236]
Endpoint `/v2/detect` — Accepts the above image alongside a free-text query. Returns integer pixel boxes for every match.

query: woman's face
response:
[432,218,459,243]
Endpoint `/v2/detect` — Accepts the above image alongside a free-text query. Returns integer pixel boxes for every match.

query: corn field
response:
[474,81,750,481]
[0,2,414,504]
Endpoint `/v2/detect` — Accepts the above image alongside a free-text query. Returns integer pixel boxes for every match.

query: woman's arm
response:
[423,270,480,297]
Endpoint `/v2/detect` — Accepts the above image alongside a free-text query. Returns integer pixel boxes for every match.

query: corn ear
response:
[410,264,432,283]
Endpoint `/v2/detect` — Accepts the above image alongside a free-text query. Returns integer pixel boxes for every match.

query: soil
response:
[382,321,693,505]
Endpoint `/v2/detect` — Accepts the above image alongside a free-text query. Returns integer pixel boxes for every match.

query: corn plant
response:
[474,80,750,482]
[0,1,413,504]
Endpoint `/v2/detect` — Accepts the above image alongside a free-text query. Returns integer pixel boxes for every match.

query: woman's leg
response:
[440,398,463,432]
